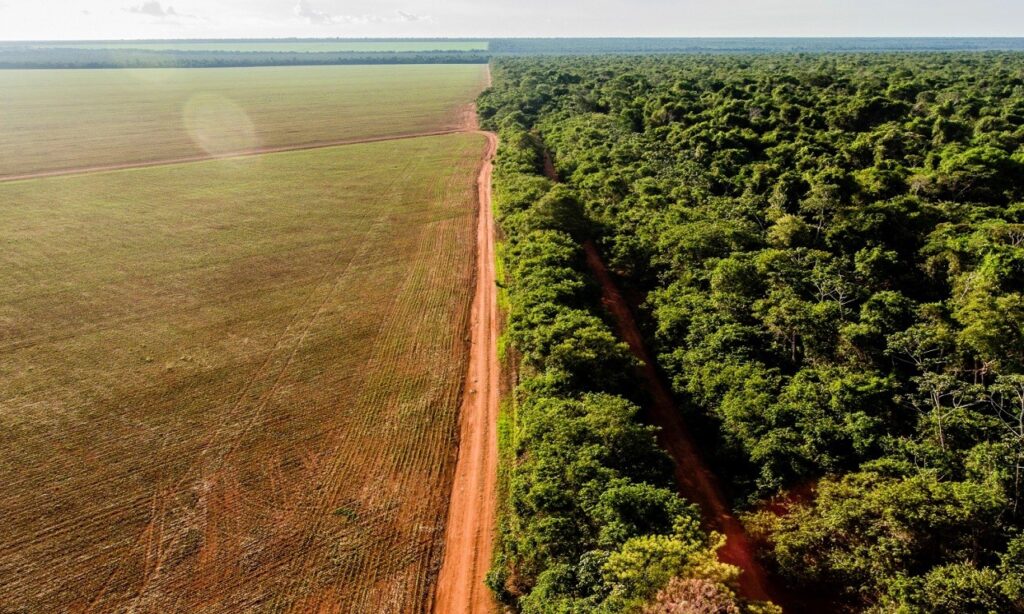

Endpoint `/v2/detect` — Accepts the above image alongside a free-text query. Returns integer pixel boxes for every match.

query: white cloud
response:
[396,10,428,22]
[127,1,176,16]
[292,2,429,26]
[335,14,382,25]
[125,1,197,20]
[3,0,1024,41]
[292,0,334,24]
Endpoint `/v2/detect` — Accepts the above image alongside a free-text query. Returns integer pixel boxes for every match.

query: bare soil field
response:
[0,64,487,178]
[0,132,487,612]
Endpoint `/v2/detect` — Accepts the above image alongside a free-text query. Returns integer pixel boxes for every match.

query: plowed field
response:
[0,132,486,612]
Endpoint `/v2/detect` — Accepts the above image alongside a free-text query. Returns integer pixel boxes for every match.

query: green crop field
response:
[0,132,485,612]
[0,64,488,178]
[29,40,489,52]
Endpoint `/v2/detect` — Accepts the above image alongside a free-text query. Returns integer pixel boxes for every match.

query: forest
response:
[487,38,1024,55]
[480,53,1024,612]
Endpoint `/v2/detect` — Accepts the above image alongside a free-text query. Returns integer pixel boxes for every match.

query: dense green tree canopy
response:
[482,53,1024,612]
[489,95,776,612]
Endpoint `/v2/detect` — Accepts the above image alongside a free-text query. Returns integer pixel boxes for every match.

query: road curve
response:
[432,129,499,614]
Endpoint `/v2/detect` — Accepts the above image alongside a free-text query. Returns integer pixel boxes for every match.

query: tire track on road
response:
[431,128,499,614]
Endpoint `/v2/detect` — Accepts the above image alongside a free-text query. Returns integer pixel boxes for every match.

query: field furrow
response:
[0,132,486,613]
[0,65,488,179]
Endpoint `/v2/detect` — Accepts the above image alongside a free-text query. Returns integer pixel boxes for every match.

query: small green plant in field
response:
[332,507,358,521]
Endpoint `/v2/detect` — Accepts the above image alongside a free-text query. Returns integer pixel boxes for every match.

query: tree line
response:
[480,53,1024,612]
[488,39,1024,55]
[10,40,1024,70]
[0,48,488,69]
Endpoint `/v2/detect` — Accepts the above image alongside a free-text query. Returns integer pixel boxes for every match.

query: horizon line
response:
[5,35,1024,43]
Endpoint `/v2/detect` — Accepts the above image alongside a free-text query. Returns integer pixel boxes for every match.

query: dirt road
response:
[431,129,499,614]
[582,241,785,606]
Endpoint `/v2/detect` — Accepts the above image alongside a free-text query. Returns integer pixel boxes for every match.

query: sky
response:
[1,0,1023,41]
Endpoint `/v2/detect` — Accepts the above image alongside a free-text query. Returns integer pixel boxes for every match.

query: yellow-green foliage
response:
[604,524,739,602]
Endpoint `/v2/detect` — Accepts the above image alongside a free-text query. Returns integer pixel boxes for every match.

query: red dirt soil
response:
[582,241,786,607]
[431,129,500,614]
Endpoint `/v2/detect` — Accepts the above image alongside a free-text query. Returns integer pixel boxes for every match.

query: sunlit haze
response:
[2,0,1024,40]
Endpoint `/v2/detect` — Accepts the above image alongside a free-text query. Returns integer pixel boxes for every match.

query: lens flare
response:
[183,93,259,159]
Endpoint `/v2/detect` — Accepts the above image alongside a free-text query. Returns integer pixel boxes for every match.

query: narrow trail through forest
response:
[431,127,499,614]
[544,148,785,606]
[581,242,783,605]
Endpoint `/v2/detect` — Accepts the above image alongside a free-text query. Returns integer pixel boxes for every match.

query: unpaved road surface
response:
[432,129,499,614]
